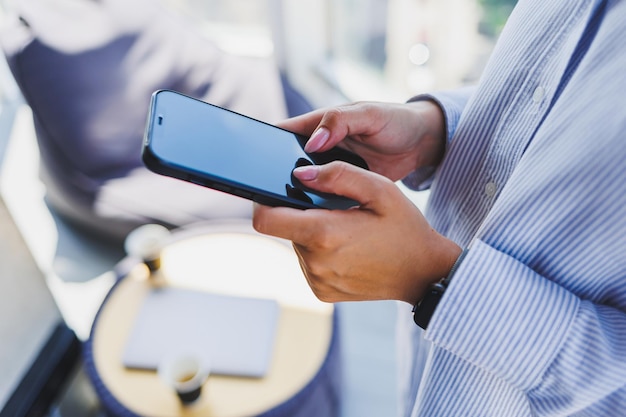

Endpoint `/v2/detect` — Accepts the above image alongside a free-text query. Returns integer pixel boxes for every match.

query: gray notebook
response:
[0,198,64,411]
[122,287,280,378]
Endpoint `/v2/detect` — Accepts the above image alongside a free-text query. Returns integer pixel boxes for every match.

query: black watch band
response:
[412,249,468,329]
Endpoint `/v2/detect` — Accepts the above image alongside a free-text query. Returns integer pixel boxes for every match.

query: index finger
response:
[252,202,327,244]
[291,103,388,153]
[276,108,328,137]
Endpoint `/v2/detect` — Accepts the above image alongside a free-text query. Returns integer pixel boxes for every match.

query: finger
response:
[275,108,328,137]
[304,103,383,153]
[293,162,395,211]
[252,201,328,244]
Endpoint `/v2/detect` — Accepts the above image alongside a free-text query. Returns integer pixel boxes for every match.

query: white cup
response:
[158,352,210,405]
[124,224,171,271]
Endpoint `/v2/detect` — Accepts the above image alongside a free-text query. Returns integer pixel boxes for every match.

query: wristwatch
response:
[412,249,468,329]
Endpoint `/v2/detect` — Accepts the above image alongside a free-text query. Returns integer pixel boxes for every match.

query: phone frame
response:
[142,90,367,210]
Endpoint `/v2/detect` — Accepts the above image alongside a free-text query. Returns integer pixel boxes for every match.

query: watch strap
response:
[412,248,468,329]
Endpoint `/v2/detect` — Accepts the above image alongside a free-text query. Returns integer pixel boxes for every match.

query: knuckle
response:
[307,261,329,279]
[324,160,348,179]
[352,100,374,113]
[351,101,379,119]
[322,107,345,126]
[309,282,336,303]
[251,214,266,234]
[320,107,351,138]
[369,174,395,198]
[316,291,335,303]
[376,176,396,196]
[306,277,326,298]
[309,223,338,251]
[303,262,333,295]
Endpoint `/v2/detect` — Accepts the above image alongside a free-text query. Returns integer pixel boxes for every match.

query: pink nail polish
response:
[305,127,329,153]
[293,165,319,181]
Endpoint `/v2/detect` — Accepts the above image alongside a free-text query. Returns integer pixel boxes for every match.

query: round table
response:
[83,220,341,417]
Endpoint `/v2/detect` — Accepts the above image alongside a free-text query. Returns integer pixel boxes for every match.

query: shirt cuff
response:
[424,239,580,391]
[402,86,475,190]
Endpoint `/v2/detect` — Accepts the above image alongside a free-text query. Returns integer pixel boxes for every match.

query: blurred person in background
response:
[253,0,626,416]
[1,0,312,244]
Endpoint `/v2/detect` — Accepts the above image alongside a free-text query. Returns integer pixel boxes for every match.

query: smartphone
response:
[142,90,369,210]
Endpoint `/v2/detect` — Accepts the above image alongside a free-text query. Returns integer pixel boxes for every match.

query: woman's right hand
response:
[277,100,447,182]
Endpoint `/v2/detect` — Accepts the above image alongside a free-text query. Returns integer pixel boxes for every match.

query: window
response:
[327,0,488,101]
[163,0,516,104]
[163,0,274,58]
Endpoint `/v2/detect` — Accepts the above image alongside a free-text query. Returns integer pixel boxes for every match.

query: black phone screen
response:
[143,90,367,209]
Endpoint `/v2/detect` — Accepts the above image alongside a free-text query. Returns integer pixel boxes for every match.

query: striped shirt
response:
[400,0,626,415]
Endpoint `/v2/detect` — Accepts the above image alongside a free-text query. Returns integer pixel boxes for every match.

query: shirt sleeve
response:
[426,239,626,415]
[402,86,476,191]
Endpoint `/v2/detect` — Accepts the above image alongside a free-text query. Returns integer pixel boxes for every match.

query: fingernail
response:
[305,127,329,153]
[293,165,320,181]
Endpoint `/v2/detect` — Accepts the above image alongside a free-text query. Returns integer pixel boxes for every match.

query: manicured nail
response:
[305,127,329,153]
[293,165,320,181]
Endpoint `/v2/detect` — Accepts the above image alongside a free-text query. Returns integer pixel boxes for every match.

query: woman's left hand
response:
[252,161,461,304]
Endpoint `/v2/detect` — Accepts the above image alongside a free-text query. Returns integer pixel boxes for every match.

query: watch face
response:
[413,282,446,329]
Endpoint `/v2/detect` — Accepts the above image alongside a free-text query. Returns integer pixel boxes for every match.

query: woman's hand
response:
[253,161,461,305]
[277,100,446,182]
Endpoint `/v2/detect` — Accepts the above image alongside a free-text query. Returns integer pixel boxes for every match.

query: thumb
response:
[293,161,395,210]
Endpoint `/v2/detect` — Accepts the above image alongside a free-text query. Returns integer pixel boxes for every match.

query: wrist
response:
[406,99,446,169]
[401,238,462,305]
[413,248,468,329]
[433,240,464,284]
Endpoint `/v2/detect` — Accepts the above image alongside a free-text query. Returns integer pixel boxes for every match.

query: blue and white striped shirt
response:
[400,0,626,415]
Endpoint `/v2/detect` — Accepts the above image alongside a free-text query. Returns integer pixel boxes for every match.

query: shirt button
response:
[533,86,545,103]
[485,182,497,198]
